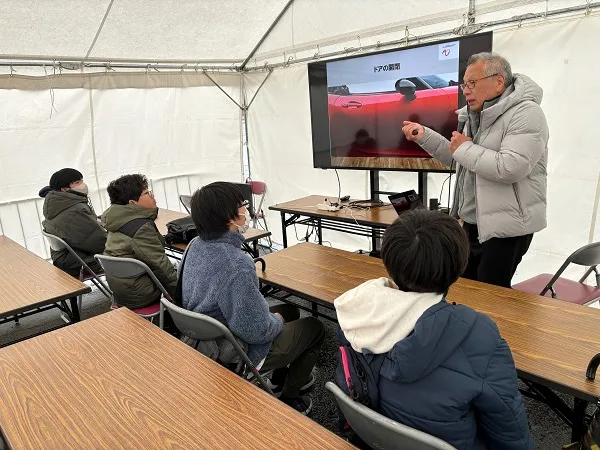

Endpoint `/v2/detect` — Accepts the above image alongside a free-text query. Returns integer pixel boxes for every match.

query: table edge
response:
[0,286,91,319]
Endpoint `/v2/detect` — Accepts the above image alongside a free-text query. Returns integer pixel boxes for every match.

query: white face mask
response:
[236,210,251,234]
[71,182,89,196]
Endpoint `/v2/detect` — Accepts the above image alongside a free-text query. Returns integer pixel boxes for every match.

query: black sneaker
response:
[289,395,313,415]
[267,370,316,398]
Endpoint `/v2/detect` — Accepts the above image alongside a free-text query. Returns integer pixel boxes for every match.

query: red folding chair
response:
[513,241,600,305]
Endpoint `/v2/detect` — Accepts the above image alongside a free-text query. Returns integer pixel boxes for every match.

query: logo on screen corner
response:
[439,42,459,60]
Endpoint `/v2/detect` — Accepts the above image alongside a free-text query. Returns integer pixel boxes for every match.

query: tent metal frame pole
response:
[468,0,476,24]
[240,0,295,70]
[246,1,599,71]
[0,55,241,64]
[202,71,244,109]
[247,69,273,109]
[240,75,248,181]
[241,68,274,179]
[242,107,251,179]
[0,62,237,72]
[83,0,115,61]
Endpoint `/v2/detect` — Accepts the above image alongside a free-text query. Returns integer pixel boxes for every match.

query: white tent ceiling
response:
[0,0,289,62]
[0,0,593,66]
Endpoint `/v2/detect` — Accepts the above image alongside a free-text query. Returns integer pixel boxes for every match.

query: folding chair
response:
[179,194,192,214]
[42,231,112,315]
[513,241,600,305]
[159,297,274,395]
[325,382,457,450]
[247,180,272,247]
[95,255,170,327]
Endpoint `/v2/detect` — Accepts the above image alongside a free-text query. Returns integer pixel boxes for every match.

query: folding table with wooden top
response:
[269,195,399,250]
[0,236,90,345]
[0,308,355,450]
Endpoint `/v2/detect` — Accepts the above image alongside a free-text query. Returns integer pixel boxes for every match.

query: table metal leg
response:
[317,218,323,245]
[253,240,259,258]
[281,212,288,248]
[572,398,589,442]
[69,297,81,322]
[521,378,592,442]
[312,302,318,317]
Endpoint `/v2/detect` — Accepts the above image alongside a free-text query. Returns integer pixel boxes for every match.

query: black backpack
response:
[334,332,387,435]
[165,216,198,245]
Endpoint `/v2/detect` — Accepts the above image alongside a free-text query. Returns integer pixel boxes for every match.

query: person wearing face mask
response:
[101,174,177,309]
[179,182,325,415]
[401,52,549,289]
[39,168,107,278]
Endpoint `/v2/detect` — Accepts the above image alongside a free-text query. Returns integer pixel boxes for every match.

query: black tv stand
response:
[369,170,428,202]
[368,169,428,250]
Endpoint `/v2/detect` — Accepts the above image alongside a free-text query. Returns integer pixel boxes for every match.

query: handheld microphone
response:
[412,129,419,136]
[457,118,466,134]
[457,104,469,135]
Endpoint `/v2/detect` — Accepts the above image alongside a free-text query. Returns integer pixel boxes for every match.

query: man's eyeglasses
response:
[460,74,499,91]
[141,190,154,198]
[238,200,249,208]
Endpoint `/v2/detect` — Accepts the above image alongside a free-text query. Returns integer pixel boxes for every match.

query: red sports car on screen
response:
[328,75,459,158]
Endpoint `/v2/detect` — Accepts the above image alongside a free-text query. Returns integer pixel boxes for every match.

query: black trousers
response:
[462,222,533,288]
[261,304,325,399]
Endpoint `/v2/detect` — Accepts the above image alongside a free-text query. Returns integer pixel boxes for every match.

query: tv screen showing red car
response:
[308,32,493,172]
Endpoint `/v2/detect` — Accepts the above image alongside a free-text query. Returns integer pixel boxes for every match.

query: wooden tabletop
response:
[257,243,600,402]
[0,308,355,450]
[0,236,90,319]
[155,209,271,251]
[269,195,399,228]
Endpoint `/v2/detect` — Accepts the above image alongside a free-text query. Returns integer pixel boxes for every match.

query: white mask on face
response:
[71,182,89,196]
[236,210,251,234]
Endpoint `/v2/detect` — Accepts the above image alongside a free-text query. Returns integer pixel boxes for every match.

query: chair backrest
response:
[159,298,273,394]
[247,180,267,218]
[43,230,112,296]
[325,382,457,450]
[179,194,192,214]
[248,180,267,196]
[95,254,173,301]
[160,298,236,342]
[42,230,71,253]
[569,241,600,267]
[543,241,600,294]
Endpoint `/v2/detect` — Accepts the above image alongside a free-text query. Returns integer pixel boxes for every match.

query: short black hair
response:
[381,209,469,294]
[106,174,148,205]
[49,168,83,190]
[191,182,245,239]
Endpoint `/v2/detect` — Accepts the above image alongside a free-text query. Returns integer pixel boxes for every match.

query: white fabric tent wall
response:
[245,66,370,252]
[247,14,600,284]
[0,73,243,256]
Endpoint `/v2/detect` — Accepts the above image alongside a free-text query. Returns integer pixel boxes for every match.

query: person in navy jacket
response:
[335,209,535,450]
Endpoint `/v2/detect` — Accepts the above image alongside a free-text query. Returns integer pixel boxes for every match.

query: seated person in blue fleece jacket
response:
[180,182,325,415]
[334,209,536,450]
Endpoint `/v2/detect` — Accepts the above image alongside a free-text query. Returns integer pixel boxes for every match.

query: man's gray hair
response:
[467,52,513,87]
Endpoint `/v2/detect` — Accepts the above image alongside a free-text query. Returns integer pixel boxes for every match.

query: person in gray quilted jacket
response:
[402,52,549,288]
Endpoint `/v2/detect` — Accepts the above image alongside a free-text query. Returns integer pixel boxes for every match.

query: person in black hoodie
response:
[39,168,107,277]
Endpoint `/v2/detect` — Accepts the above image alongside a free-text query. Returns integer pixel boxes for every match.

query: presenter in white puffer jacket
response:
[402,52,549,288]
